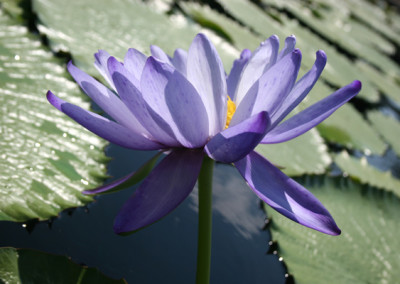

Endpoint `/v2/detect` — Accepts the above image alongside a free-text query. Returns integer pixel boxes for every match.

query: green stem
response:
[196,155,214,284]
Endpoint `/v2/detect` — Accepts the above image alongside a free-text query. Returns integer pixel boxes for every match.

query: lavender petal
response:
[47,91,163,150]
[205,112,270,163]
[262,80,362,143]
[113,149,204,233]
[234,151,341,235]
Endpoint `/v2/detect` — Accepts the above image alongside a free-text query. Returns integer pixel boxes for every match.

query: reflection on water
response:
[0,144,286,283]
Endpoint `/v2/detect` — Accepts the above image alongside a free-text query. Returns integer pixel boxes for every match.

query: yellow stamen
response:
[225,96,236,129]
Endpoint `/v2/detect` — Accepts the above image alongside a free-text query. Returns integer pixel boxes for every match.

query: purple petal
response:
[94,50,115,90]
[108,57,179,146]
[67,61,149,136]
[234,35,280,105]
[277,35,296,61]
[187,33,227,136]
[165,71,209,147]
[270,50,327,127]
[171,48,188,75]
[227,49,251,101]
[231,49,301,126]
[141,56,200,147]
[262,80,362,143]
[46,91,163,150]
[83,152,162,195]
[113,149,204,233]
[234,151,341,235]
[124,48,147,82]
[150,45,172,64]
[205,112,270,163]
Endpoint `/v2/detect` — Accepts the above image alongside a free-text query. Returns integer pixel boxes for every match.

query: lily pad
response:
[180,2,263,51]
[334,151,400,197]
[367,111,400,156]
[0,247,126,283]
[356,60,400,105]
[218,0,380,103]
[256,129,331,176]
[32,0,237,73]
[0,9,107,222]
[303,82,387,155]
[265,176,400,284]
[275,0,400,78]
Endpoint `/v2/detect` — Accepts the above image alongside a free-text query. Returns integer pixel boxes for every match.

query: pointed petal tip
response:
[270,34,279,41]
[352,80,362,91]
[316,50,327,65]
[291,48,302,63]
[240,48,252,59]
[46,90,63,111]
[67,60,73,68]
[107,56,120,71]
[293,48,302,56]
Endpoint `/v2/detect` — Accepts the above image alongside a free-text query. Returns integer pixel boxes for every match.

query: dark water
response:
[0,144,286,283]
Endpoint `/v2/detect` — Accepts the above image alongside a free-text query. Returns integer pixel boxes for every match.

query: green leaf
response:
[274,1,400,78]
[367,111,400,156]
[218,0,380,103]
[265,176,400,284]
[180,2,263,52]
[334,151,400,197]
[0,247,126,284]
[256,129,331,176]
[0,9,107,222]
[31,0,236,72]
[356,60,400,105]
[304,82,387,155]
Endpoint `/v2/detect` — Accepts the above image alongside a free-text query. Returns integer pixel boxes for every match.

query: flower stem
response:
[196,155,214,284]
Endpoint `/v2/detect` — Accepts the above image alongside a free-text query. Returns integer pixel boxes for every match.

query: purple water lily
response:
[47,33,361,236]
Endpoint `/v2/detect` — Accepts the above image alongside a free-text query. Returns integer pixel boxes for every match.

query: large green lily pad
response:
[218,0,380,103]
[0,247,126,284]
[367,111,400,156]
[304,82,387,155]
[32,0,236,73]
[0,9,107,222]
[266,176,400,284]
[334,151,400,197]
[256,129,331,176]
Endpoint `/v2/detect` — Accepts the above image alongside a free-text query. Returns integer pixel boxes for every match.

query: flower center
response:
[225,96,236,129]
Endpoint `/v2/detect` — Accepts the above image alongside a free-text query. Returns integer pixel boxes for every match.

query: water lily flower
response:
[47,33,361,236]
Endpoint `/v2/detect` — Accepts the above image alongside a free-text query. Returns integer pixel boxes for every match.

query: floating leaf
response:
[266,176,400,284]
[256,129,331,176]
[32,0,236,73]
[367,111,400,156]
[0,247,126,284]
[0,9,107,222]
[181,2,263,51]
[334,151,400,197]
[218,0,380,103]
[304,82,387,155]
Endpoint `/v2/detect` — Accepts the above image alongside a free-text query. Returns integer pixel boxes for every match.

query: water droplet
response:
[267,240,278,254]
[279,257,283,261]
[62,133,67,137]
[71,138,76,142]
[34,142,41,147]
[14,55,20,60]
[89,145,94,150]
[80,179,89,185]
[22,224,27,228]
[262,217,271,230]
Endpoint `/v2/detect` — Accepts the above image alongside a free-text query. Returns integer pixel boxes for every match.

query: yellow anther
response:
[225,96,236,129]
